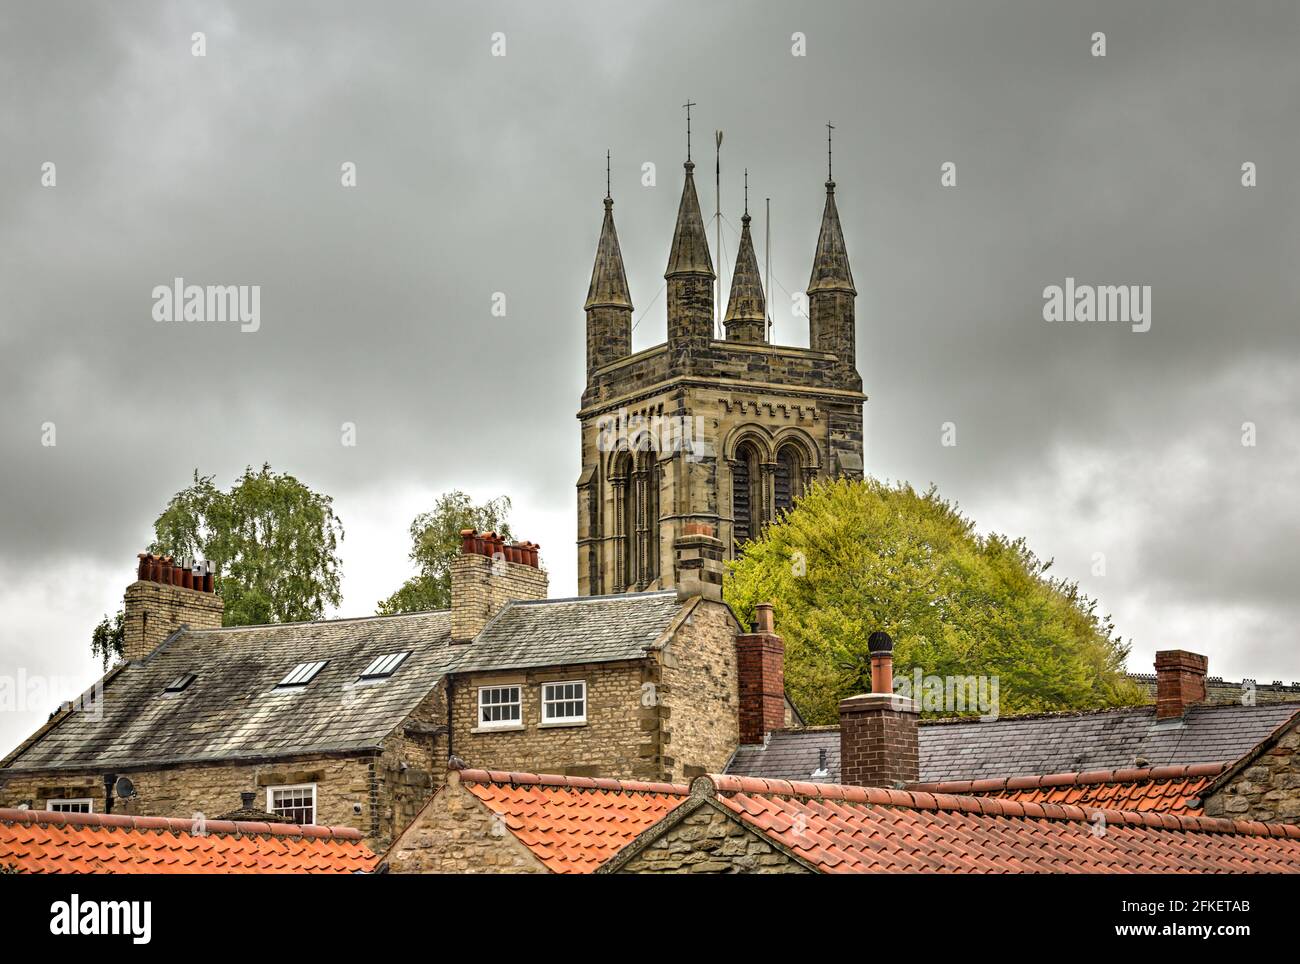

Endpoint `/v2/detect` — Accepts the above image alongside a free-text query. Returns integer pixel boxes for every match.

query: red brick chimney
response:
[123,553,224,661]
[450,530,548,643]
[736,602,785,745]
[839,631,919,788]
[1154,650,1208,720]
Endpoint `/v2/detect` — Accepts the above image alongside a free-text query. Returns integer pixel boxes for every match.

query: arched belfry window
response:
[774,445,804,517]
[633,449,660,588]
[612,452,633,592]
[732,441,762,546]
[613,448,660,592]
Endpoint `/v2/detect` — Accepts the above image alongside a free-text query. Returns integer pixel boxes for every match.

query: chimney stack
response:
[1154,650,1208,720]
[736,602,786,745]
[450,530,548,643]
[674,522,725,602]
[123,553,224,661]
[839,631,919,788]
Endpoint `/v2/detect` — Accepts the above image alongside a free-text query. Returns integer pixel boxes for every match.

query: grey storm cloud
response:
[2,0,1299,754]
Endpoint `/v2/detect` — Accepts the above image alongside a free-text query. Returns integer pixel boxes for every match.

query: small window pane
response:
[478,686,521,728]
[268,785,316,825]
[47,799,93,813]
[542,681,586,723]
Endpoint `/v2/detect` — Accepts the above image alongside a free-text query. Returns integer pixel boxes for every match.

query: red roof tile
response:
[0,808,376,874]
[909,763,1222,816]
[457,768,689,874]
[702,774,1300,873]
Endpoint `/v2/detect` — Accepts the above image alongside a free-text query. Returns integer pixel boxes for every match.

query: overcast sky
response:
[2,0,1298,755]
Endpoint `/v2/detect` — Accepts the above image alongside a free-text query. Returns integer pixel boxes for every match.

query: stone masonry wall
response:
[450,660,664,781]
[122,580,223,661]
[383,772,547,874]
[450,553,548,642]
[0,755,376,837]
[660,600,740,781]
[615,803,809,874]
[1203,724,1300,823]
[375,683,448,845]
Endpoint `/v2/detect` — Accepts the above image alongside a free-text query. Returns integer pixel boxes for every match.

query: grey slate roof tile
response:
[727,702,1300,784]
[3,591,686,773]
[4,610,455,772]
[445,591,682,673]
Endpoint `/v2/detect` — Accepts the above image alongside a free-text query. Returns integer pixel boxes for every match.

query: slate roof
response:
[910,763,1224,817]
[1129,673,1300,704]
[672,775,1300,874]
[3,591,690,773]
[726,702,1300,785]
[2,610,456,772]
[0,807,374,874]
[445,591,684,674]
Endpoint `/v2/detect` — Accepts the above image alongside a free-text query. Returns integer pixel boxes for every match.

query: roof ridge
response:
[918,705,1154,726]
[700,774,1300,839]
[506,590,677,607]
[456,768,689,796]
[184,608,451,634]
[908,762,1226,794]
[0,807,365,841]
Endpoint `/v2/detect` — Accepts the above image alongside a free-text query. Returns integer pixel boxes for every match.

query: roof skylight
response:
[359,652,410,680]
[163,673,195,693]
[277,660,328,688]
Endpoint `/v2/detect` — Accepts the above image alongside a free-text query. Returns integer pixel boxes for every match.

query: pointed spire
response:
[725,169,766,336]
[665,160,715,279]
[665,100,714,279]
[585,157,633,311]
[807,127,855,296]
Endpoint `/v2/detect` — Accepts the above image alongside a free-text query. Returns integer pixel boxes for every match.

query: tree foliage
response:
[90,610,125,670]
[377,491,513,614]
[724,477,1144,724]
[91,464,344,661]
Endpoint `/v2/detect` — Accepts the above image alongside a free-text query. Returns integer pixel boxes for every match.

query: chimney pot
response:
[868,630,894,695]
[754,603,775,634]
[240,790,256,809]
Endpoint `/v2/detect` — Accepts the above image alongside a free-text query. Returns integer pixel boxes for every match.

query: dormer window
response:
[276,660,328,689]
[163,673,195,693]
[359,652,409,680]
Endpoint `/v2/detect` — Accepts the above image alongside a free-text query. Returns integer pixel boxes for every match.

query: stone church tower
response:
[576,138,865,596]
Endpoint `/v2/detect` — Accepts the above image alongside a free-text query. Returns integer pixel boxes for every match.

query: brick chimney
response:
[123,553,224,661]
[450,530,548,643]
[1155,649,1208,720]
[674,522,724,602]
[839,631,919,788]
[736,602,785,745]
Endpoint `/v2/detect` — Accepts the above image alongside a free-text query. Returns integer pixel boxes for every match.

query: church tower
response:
[577,124,866,597]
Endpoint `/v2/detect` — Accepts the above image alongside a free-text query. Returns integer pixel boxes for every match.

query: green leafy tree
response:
[725,477,1144,724]
[151,465,344,626]
[91,464,344,659]
[90,610,125,670]
[377,491,512,614]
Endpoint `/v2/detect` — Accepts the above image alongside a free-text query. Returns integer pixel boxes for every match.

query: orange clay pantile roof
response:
[702,775,1300,873]
[458,769,689,873]
[908,763,1223,817]
[0,808,376,874]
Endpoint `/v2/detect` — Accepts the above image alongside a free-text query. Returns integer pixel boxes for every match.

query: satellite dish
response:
[115,776,135,799]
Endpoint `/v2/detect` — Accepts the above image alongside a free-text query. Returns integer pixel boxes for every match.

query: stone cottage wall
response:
[1203,724,1300,823]
[614,803,809,874]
